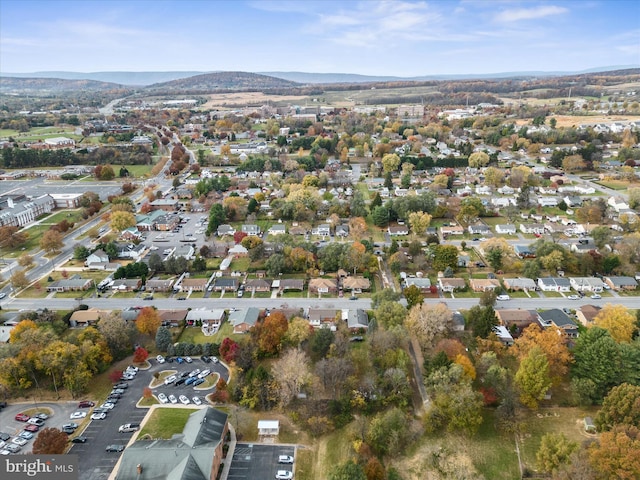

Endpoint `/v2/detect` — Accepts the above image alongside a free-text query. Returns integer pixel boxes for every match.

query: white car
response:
[568,295,580,300]
[179,395,190,405]
[12,437,28,446]
[90,412,107,420]
[164,375,177,385]
[188,369,201,378]
[198,369,211,379]
[278,455,294,464]
[192,396,202,406]
[156,355,165,364]
[0,293,6,299]
[590,294,602,299]
[70,411,87,420]
[185,357,193,363]
[158,393,168,404]
[168,395,178,404]
[100,402,116,410]
[211,356,219,364]
[275,471,293,480]
[496,294,510,301]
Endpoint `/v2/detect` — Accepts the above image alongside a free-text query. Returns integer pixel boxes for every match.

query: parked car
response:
[62,423,78,430]
[174,378,186,387]
[18,431,34,440]
[4,444,21,453]
[113,383,128,390]
[91,412,107,420]
[568,295,580,300]
[185,376,197,386]
[118,423,140,433]
[35,413,49,420]
[158,393,168,404]
[192,378,205,387]
[156,355,165,363]
[27,418,45,426]
[279,455,294,464]
[14,413,30,422]
[496,294,510,301]
[24,424,39,433]
[198,369,211,379]
[176,357,184,364]
[62,426,76,434]
[211,356,219,364]
[168,395,178,404]
[164,375,177,385]
[275,471,293,480]
[12,437,28,446]
[179,395,190,405]
[185,356,193,363]
[105,444,125,452]
[179,371,190,378]
[590,293,602,299]
[192,396,202,406]
[70,411,87,419]
[71,436,87,443]
[201,356,210,363]
[0,433,10,442]
[188,369,201,378]
[78,401,95,408]
[99,402,116,410]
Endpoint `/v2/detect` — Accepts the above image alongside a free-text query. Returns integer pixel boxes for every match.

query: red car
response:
[78,401,95,408]
[15,413,30,422]
[24,424,39,432]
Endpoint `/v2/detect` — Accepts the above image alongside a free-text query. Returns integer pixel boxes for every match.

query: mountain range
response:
[2,65,639,86]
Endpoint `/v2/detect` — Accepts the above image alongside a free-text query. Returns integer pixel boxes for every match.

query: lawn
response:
[40,209,84,225]
[0,224,49,256]
[594,179,631,190]
[124,164,154,178]
[177,322,238,344]
[138,407,198,439]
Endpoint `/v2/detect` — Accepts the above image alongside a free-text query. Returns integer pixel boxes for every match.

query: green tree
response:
[382,153,401,174]
[73,245,90,260]
[310,328,335,360]
[432,244,459,271]
[367,407,412,456]
[486,247,503,271]
[595,383,640,431]
[522,260,541,279]
[155,326,172,352]
[468,151,490,168]
[328,460,366,480]
[466,305,497,338]
[371,205,390,227]
[265,253,286,277]
[206,203,226,235]
[403,284,424,308]
[371,288,401,308]
[515,346,552,409]
[536,433,578,473]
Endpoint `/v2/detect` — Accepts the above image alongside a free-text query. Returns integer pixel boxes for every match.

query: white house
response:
[569,277,605,292]
[537,196,559,207]
[520,223,546,235]
[495,224,516,235]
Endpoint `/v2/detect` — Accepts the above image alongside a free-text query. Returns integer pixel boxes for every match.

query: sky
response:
[1,0,639,76]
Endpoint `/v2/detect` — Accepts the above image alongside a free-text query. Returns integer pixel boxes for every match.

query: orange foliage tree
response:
[136,307,161,337]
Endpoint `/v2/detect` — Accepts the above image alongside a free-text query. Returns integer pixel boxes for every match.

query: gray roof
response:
[346,309,368,329]
[538,309,577,330]
[229,308,260,328]
[115,407,227,480]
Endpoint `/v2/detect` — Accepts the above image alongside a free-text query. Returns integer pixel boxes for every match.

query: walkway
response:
[219,422,237,480]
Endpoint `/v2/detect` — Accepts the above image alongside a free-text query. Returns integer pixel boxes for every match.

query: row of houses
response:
[493,307,580,344]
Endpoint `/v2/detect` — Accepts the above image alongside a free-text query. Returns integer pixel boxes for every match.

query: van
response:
[118,423,140,433]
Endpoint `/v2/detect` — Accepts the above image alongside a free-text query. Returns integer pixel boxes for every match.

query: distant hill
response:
[1,71,208,86]
[0,76,126,93]
[142,71,300,93]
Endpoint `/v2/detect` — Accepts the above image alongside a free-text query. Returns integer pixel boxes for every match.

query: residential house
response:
[267,224,286,236]
[241,224,261,236]
[228,244,248,257]
[341,276,371,292]
[343,309,369,331]
[273,279,304,292]
[438,277,466,293]
[503,278,537,291]
[116,243,146,260]
[537,197,559,207]
[309,278,338,295]
[307,308,339,328]
[520,223,546,235]
[604,276,638,291]
[46,275,92,292]
[494,309,538,336]
[180,278,208,292]
[537,277,571,292]
[468,224,491,235]
[563,195,583,208]
[212,277,238,292]
[145,278,175,292]
[85,249,109,266]
[441,225,465,237]
[185,308,225,328]
[111,278,142,292]
[159,309,188,327]
[173,244,195,260]
[245,278,271,292]
[388,225,409,236]
[608,196,630,213]
[457,254,470,268]
[120,227,144,242]
[217,224,236,237]
[538,309,579,338]
[493,325,515,346]
[69,308,111,327]
[576,305,602,326]
[514,245,536,258]
[495,224,516,235]
[229,308,260,334]
[404,277,432,292]
[469,278,501,292]
[313,224,331,236]
[335,224,350,237]
[114,407,228,480]
[569,277,605,292]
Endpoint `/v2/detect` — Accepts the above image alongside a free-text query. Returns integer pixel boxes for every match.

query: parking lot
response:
[227,443,296,480]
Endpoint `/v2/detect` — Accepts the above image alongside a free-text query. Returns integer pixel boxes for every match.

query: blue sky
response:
[1,0,639,76]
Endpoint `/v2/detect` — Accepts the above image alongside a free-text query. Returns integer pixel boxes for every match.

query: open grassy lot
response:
[593,179,632,190]
[138,407,198,439]
[123,164,154,178]
[40,209,84,225]
[177,321,237,344]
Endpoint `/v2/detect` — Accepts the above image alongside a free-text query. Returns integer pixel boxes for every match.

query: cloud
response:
[495,5,568,23]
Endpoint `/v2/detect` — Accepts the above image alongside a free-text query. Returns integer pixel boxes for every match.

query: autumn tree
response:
[329,460,366,480]
[133,346,149,363]
[9,319,38,344]
[432,244,459,271]
[254,311,288,357]
[562,154,586,173]
[348,216,367,239]
[110,211,136,232]
[403,285,424,309]
[595,383,640,431]
[512,323,572,385]
[97,313,137,360]
[272,348,311,407]
[381,153,401,174]
[32,428,69,454]
[219,337,239,363]
[284,317,312,348]
[536,433,578,473]
[588,425,640,480]
[136,307,162,337]
[408,211,432,236]
[17,253,33,267]
[40,229,64,254]
[593,304,637,343]
[0,225,29,248]
[468,151,490,168]
[10,269,29,289]
[405,302,453,351]
[515,347,552,409]
[374,301,407,329]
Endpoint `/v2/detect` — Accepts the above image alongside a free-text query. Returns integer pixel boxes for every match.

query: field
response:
[512,113,636,127]
[138,407,197,439]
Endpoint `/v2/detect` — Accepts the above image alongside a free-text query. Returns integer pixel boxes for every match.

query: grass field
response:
[138,407,198,439]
